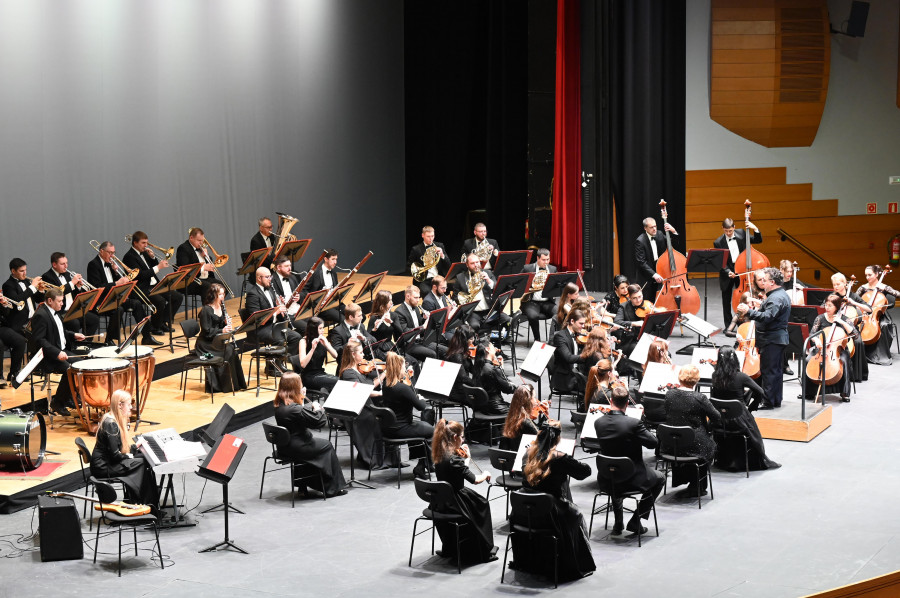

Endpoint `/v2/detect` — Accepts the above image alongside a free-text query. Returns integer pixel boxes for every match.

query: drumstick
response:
[80,334,105,339]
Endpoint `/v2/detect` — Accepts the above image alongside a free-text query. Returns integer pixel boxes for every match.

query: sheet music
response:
[520,341,556,377]
[691,347,745,380]
[628,333,662,364]
[580,408,644,439]
[679,312,722,338]
[415,358,461,396]
[638,361,681,395]
[14,349,43,387]
[323,380,371,415]
[512,434,577,472]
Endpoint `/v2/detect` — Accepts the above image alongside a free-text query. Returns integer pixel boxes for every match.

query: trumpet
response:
[35,280,66,293]
[124,234,174,261]
[68,271,97,291]
[0,292,25,311]
[89,240,156,313]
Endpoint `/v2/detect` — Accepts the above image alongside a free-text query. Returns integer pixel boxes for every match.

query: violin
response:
[655,199,701,315]
[698,358,717,366]
[357,359,385,374]
[731,199,770,313]
[467,343,476,358]
[657,382,679,392]
[530,399,551,420]
[634,299,659,319]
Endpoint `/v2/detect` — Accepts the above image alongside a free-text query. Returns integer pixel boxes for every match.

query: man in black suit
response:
[633,217,677,301]
[736,267,791,409]
[594,386,665,535]
[459,222,500,270]
[713,217,762,326]
[41,252,100,336]
[243,267,301,358]
[304,249,341,325]
[270,255,308,334]
[393,285,445,362]
[122,232,182,336]
[249,216,275,252]
[408,226,451,296]
[520,248,557,341]
[454,253,508,333]
[328,302,382,363]
[421,275,454,313]
[2,258,42,381]
[549,308,587,393]
[29,288,85,415]
[175,227,221,299]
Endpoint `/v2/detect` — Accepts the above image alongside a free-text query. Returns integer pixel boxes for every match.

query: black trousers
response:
[0,327,27,379]
[521,299,556,341]
[759,343,786,407]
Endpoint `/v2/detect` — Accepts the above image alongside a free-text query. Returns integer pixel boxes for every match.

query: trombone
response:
[89,240,156,313]
[124,234,175,261]
[186,228,234,298]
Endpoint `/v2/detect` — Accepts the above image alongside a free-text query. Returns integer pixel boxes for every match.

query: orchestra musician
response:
[470,343,514,415]
[584,358,617,410]
[197,282,247,394]
[1,258,37,382]
[407,226,451,296]
[367,289,396,344]
[175,227,221,299]
[803,294,857,402]
[392,285,444,362]
[41,252,100,337]
[520,248,557,341]
[550,308,587,395]
[602,274,630,317]
[270,255,307,334]
[243,267,302,373]
[454,253,509,334]
[328,302,381,363]
[380,351,436,472]
[780,260,808,296]
[122,231,182,336]
[613,284,650,360]
[305,249,341,325]
[860,264,899,366]
[554,282,580,331]
[499,384,539,451]
[634,217,677,301]
[293,316,338,392]
[714,217,762,326]
[459,222,500,270]
[421,275,454,313]
[249,216,275,251]
[830,271,871,382]
[27,288,86,415]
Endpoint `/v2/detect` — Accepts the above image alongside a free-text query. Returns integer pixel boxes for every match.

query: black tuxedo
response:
[249,231,275,252]
[392,301,442,361]
[305,265,341,324]
[0,277,35,379]
[40,268,100,336]
[460,237,500,268]
[269,271,308,333]
[28,303,77,406]
[713,228,763,324]
[328,321,380,363]
[520,263,558,340]
[421,291,451,313]
[175,240,220,297]
[633,231,667,299]
[407,242,451,295]
[593,410,664,527]
[122,247,183,329]
[242,284,301,354]
[550,328,584,393]
[87,255,150,342]
[454,268,508,332]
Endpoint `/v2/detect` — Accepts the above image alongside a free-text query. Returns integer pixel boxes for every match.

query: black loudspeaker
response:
[38,495,83,562]
[846,1,869,37]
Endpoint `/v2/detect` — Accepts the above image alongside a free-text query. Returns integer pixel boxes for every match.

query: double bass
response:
[655,200,701,315]
[731,199,770,313]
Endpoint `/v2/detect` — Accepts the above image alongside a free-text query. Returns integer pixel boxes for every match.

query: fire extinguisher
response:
[890,235,900,267]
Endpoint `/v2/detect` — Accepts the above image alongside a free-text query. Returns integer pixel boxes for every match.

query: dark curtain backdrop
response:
[608,0,686,284]
[404,1,528,262]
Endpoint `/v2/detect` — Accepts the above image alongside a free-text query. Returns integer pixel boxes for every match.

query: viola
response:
[657,382,679,392]
[655,199,701,315]
[731,199,770,313]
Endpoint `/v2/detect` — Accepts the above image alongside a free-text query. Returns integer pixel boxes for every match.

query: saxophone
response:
[458,270,486,304]
[411,245,441,282]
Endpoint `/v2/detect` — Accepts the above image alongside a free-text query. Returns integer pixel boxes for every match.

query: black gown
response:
[274,403,346,495]
[197,305,247,393]
[339,368,395,469]
[860,288,895,366]
[664,388,721,489]
[802,314,855,399]
[90,418,159,510]
[511,453,595,582]
[711,374,778,471]
[298,341,338,392]
[498,417,538,451]
[473,363,514,414]
[380,382,434,461]
[433,456,495,563]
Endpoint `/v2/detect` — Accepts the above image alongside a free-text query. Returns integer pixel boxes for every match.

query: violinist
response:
[550,308,588,395]
[583,358,621,410]
[470,343,514,415]
[380,351,435,471]
[860,264,898,366]
[337,338,383,393]
[602,275,630,316]
[643,338,672,376]
[443,325,477,407]
[714,217,762,326]
[735,267,791,409]
[831,272,871,382]
[803,294,857,402]
[634,216,676,301]
[578,326,611,379]
[500,384,540,451]
[613,284,650,359]
[711,346,765,411]
[554,282,580,331]
[520,248,557,341]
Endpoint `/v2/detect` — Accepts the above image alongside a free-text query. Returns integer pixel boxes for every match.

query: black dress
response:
[512,454,595,582]
[433,456,495,563]
[473,363,514,414]
[380,382,434,460]
[274,403,346,495]
[802,314,855,398]
[197,305,247,393]
[860,287,895,366]
[711,374,778,471]
[664,388,721,489]
[339,368,394,469]
[298,341,338,392]
[445,352,475,407]
[90,418,159,509]
[499,417,538,451]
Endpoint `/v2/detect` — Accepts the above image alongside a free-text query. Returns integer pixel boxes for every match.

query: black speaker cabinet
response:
[38,495,83,562]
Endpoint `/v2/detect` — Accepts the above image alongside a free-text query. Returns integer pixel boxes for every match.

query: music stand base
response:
[348,479,375,490]
[201,502,245,515]
[676,337,717,355]
[199,539,248,554]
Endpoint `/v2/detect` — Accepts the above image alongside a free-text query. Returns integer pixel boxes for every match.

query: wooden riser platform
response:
[755,401,832,442]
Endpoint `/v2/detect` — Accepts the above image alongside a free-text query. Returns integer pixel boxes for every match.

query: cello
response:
[735,296,762,379]
[655,200,701,315]
[805,299,852,389]
[860,265,893,345]
[731,199,770,314]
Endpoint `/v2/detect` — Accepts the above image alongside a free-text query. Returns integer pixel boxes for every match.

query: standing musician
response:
[460,222,500,270]
[392,285,445,361]
[454,253,509,333]
[243,267,302,364]
[328,302,382,363]
[305,249,341,325]
[249,216,275,251]
[736,267,791,409]
[634,217,677,301]
[28,288,85,415]
[122,232,183,336]
[41,252,100,336]
[87,241,162,346]
[270,255,307,334]
[175,227,221,299]
[520,248,557,341]
[408,226,451,296]
[549,308,587,394]
[714,217,762,326]
[2,258,40,381]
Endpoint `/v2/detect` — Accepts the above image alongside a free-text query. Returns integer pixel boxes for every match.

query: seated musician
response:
[499,384,540,450]
[602,275,630,317]
[294,316,338,392]
[41,252,100,336]
[408,226,451,296]
[329,302,382,363]
[422,275,454,312]
[379,351,435,471]
[87,241,162,346]
[197,282,247,394]
[122,232,183,336]
[243,267,302,373]
[520,248,557,341]
[803,293,857,402]
[584,358,617,410]
[470,343,514,415]
[612,284,648,358]
[459,222,500,270]
[270,255,307,334]
[779,259,808,295]
[392,285,445,362]
[1,258,37,382]
[554,282,580,332]
[444,325,477,407]
[831,271,871,382]
[860,264,899,366]
[305,249,341,325]
[249,216,275,251]
[175,227,220,298]
[28,288,85,415]
[578,326,611,379]
[367,290,395,344]
[454,253,509,336]
[549,308,587,394]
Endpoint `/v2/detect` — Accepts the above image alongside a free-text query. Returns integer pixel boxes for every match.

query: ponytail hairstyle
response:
[431,418,464,464]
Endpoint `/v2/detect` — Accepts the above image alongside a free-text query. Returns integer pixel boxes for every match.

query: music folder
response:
[293,288,328,321]
[444,261,467,283]
[415,357,461,397]
[351,271,388,303]
[316,283,353,315]
[62,288,103,325]
[323,380,371,418]
[238,247,272,276]
[175,263,203,291]
[149,270,185,297]
[638,310,680,339]
[443,301,478,335]
[540,271,579,300]
[691,347,746,380]
[97,281,135,314]
[638,361,681,397]
[234,307,277,335]
[519,341,556,380]
[273,238,311,265]
[512,434,576,472]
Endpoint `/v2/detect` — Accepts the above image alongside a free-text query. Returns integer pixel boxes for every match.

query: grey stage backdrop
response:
[0,0,405,293]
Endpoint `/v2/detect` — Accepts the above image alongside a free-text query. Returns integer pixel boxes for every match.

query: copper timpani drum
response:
[0,411,46,470]
[67,358,132,433]
[89,345,156,415]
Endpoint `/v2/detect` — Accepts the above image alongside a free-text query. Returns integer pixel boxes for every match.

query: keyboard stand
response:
[156,473,197,528]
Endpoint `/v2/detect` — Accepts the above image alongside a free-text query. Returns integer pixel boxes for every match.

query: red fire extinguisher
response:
[890,235,900,267]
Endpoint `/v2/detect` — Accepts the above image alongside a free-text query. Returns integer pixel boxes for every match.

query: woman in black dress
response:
[711,346,780,471]
[337,339,392,469]
[602,275,630,317]
[90,390,159,511]
[831,272,870,382]
[803,293,857,402]
[431,419,496,563]
[296,316,338,392]
[860,264,898,366]
[470,343,514,414]
[273,372,347,497]
[664,364,721,497]
[366,290,394,343]
[380,351,435,465]
[197,282,247,393]
[444,325,476,407]
[499,384,539,451]
[512,420,595,582]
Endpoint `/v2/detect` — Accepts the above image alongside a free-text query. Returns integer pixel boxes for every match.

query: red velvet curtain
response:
[550,0,581,272]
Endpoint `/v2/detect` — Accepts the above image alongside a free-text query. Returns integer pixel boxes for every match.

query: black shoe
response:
[783,366,794,375]
[841,395,850,402]
[611,522,624,535]
[324,489,348,498]
[758,403,775,410]
[0,379,8,389]
[626,520,648,535]
[51,402,70,416]
[675,487,707,499]
[142,336,164,346]
[161,325,176,333]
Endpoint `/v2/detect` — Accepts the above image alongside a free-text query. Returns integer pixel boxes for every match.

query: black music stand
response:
[198,433,248,554]
[175,263,203,320]
[293,289,328,323]
[518,341,556,402]
[237,248,272,310]
[443,301,478,336]
[790,305,824,331]
[678,248,728,354]
[483,288,514,328]
[785,322,809,384]
[199,403,236,446]
[638,309,680,340]
[97,282,136,345]
[422,307,450,346]
[272,238,311,269]
[234,307,278,395]
[351,271,388,305]
[389,326,426,356]
[540,271,579,302]
[803,288,833,307]
[444,262,467,284]
[117,315,156,430]
[150,270,186,353]
[415,357,462,420]
[324,381,375,489]
[63,288,102,343]
[494,272,533,318]
[493,250,533,277]
[315,283,353,317]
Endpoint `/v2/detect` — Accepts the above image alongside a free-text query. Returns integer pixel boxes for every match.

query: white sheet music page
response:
[323,380,372,415]
[415,358,461,396]
[512,434,577,472]
[520,341,556,378]
[628,333,662,365]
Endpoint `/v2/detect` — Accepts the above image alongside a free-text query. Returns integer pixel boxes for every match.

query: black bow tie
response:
[348,325,358,331]
[104,263,112,269]
[282,277,290,283]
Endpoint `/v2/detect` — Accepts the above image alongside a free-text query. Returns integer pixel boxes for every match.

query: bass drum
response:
[0,411,47,470]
